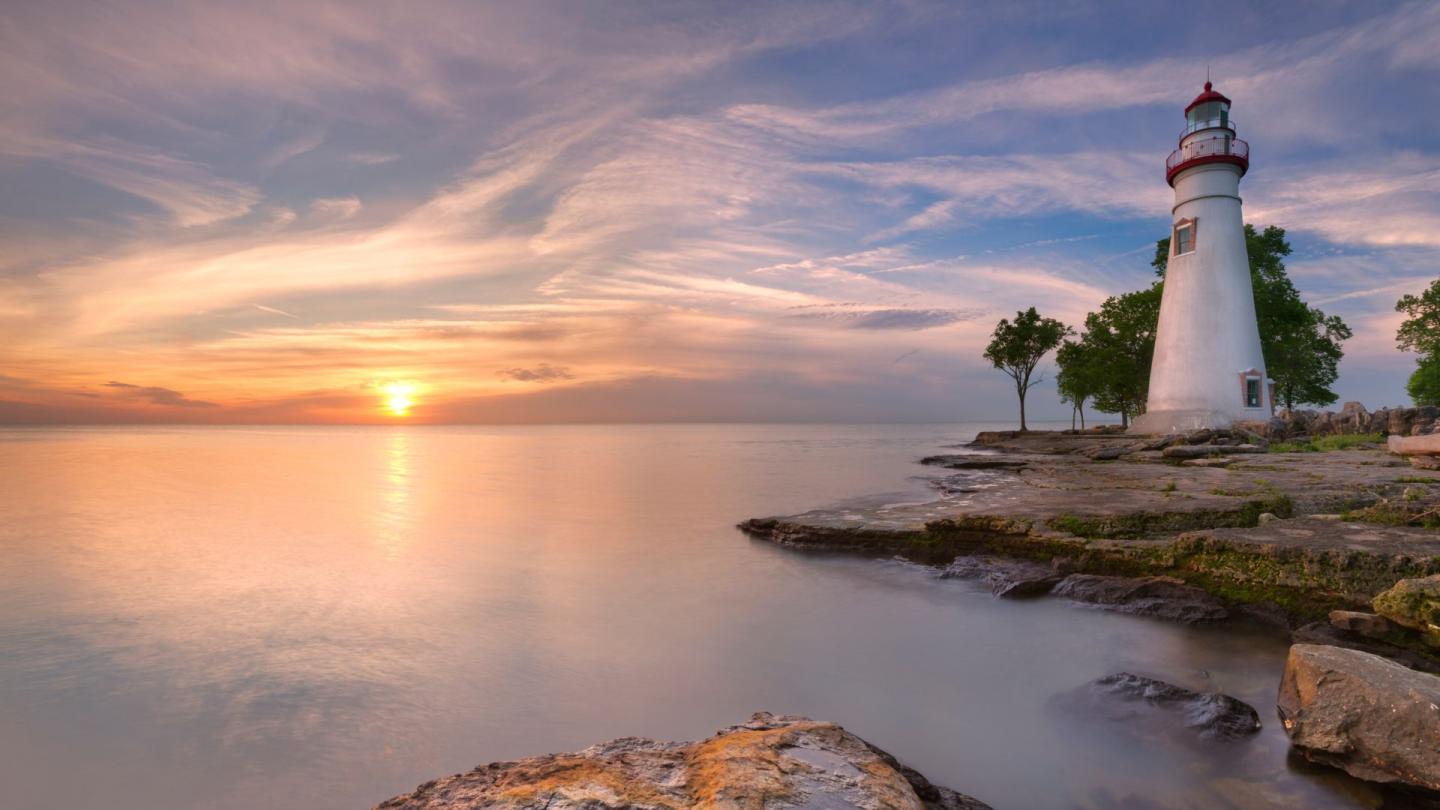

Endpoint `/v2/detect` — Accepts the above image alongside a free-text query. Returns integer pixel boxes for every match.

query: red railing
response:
[1166,135,1249,183]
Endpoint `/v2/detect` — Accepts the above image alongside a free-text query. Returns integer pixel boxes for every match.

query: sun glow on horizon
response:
[380,382,419,417]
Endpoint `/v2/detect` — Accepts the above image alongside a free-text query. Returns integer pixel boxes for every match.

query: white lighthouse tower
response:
[1131,82,1270,434]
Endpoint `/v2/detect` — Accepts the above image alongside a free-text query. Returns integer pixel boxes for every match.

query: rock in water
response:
[1051,575,1230,624]
[1277,644,1440,791]
[1372,574,1440,647]
[1089,673,1261,739]
[373,712,992,809]
[938,557,1062,598]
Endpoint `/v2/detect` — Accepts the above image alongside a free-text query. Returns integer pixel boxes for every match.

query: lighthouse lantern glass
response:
[1186,101,1230,134]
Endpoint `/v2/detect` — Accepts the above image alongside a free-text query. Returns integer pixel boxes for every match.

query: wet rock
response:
[939,556,1063,598]
[373,712,992,809]
[919,454,1028,470]
[1328,610,1394,639]
[1051,574,1230,624]
[1292,622,1440,675]
[1372,574,1440,646]
[1277,644,1440,791]
[1085,672,1261,739]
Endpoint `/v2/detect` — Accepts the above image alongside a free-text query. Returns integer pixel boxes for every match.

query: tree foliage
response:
[1153,224,1349,410]
[1396,279,1440,357]
[1055,340,1101,429]
[1407,361,1440,407]
[1057,284,1162,428]
[983,307,1070,431]
[1396,279,1440,407]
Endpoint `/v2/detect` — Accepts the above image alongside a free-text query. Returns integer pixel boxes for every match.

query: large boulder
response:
[1373,575,1440,647]
[374,713,991,809]
[1277,644,1440,791]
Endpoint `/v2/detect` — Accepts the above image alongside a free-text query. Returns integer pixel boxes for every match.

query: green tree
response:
[1395,279,1440,407]
[1396,279,1440,358]
[1063,284,1163,429]
[1153,224,1349,409]
[1407,360,1440,407]
[984,307,1070,432]
[1056,339,1102,429]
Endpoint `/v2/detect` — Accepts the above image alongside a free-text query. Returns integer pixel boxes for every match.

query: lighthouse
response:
[1131,82,1269,434]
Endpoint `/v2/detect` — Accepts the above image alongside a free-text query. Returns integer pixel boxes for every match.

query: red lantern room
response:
[1165,81,1249,186]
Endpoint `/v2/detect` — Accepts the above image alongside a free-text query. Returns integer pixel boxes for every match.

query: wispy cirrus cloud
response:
[1,1,1438,422]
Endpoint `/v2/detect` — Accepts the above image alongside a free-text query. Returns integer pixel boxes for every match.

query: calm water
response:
[0,424,1382,809]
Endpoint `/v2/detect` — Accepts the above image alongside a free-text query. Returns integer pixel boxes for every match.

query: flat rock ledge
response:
[1278,644,1440,793]
[374,712,991,810]
[740,441,1440,629]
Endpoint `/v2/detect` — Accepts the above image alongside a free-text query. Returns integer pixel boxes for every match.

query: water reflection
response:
[375,431,413,558]
[0,424,1385,810]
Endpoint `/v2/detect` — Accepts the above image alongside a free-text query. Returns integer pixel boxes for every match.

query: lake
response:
[0,424,1382,808]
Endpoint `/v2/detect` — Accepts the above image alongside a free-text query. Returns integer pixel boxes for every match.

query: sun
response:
[380,382,418,417]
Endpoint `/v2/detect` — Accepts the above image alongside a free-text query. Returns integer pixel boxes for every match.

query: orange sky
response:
[3,2,1438,423]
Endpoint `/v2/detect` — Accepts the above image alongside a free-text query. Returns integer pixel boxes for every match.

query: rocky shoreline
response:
[737,425,1440,798]
[374,713,992,809]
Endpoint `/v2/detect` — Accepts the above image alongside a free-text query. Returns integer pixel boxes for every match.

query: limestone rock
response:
[1051,574,1229,624]
[1277,644,1440,791]
[1373,575,1440,646]
[1292,622,1440,675]
[373,713,992,810]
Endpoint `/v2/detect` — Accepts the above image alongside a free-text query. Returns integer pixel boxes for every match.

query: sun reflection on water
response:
[375,431,412,557]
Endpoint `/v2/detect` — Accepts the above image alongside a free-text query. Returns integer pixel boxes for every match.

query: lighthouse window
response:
[1246,378,1262,408]
[1173,220,1195,255]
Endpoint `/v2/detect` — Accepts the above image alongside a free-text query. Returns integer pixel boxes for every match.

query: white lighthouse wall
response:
[1132,163,1269,433]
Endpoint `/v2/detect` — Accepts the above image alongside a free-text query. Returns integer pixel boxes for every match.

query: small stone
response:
[1327,610,1393,639]
[1257,512,1279,525]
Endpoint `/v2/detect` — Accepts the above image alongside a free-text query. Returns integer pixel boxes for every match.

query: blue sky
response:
[2,0,1438,423]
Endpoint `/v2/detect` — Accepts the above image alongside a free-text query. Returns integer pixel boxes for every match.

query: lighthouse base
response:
[1129,408,1236,435]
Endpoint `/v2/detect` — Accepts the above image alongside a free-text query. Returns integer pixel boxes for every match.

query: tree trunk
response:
[1018,389,1028,431]
[1120,409,1129,430]
[1079,402,1086,430]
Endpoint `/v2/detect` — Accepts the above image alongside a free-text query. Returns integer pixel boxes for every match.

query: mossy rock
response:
[1372,575,1440,646]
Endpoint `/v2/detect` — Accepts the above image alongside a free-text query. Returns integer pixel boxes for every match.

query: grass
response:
[1395,476,1437,483]
[1341,499,1440,529]
[1270,433,1386,453]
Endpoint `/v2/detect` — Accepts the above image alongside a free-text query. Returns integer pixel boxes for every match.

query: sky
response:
[2,0,1439,424]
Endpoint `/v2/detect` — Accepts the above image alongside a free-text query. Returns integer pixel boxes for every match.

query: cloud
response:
[1,2,1437,422]
[497,364,576,383]
[787,306,981,330]
[103,381,219,408]
[308,197,362,219]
